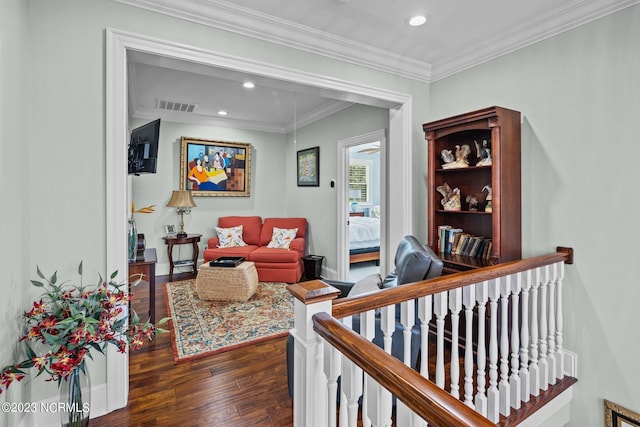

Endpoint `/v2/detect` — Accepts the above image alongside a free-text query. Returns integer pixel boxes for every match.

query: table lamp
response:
[167,190,197,238]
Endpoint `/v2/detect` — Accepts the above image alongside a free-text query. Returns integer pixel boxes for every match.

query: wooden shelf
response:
[423,106,522,273]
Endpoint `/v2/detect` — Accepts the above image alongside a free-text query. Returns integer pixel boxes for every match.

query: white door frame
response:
[337,130,387,280]
[105,27,413,412]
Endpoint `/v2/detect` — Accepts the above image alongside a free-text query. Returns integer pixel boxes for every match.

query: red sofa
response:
[203,216,307,283]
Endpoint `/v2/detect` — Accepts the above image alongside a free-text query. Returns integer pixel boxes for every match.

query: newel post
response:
[288,280,341,427]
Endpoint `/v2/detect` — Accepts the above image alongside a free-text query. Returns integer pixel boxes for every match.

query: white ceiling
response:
[123,0,639,133]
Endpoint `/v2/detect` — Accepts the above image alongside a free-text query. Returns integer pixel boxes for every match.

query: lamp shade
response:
[167,190,197,208]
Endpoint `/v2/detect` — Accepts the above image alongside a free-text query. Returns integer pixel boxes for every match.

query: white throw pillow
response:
[266,227,298,249]
[347,273,382,297]
[216,225,247,248]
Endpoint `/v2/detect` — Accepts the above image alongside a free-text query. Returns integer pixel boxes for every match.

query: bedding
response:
[349,216,380,264]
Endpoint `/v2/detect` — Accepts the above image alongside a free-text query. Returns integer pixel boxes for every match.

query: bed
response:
[349,213,380,265]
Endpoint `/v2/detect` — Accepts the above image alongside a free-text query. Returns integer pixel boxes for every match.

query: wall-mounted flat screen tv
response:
[128,118,160,175]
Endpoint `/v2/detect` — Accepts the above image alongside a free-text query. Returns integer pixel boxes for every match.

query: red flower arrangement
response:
[0,262,167,393]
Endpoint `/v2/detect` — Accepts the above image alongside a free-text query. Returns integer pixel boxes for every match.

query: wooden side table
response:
[128,248,157,324]
[162,234,202,282]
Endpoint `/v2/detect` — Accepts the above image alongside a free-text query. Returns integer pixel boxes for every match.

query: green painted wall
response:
[0,2,31,426]
[429,6,640,425]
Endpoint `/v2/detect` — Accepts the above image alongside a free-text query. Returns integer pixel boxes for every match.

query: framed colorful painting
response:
[180,137,252,197]
[297,146,320,187]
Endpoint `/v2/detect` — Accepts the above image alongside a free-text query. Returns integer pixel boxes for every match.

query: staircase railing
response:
[287,247,575,426]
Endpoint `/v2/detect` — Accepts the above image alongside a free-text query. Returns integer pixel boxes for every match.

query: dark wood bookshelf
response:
[423,106,522,273]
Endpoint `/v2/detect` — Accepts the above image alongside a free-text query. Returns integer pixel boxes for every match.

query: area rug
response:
[164,279,293,363]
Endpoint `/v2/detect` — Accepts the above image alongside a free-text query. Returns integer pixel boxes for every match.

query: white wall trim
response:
[18,383,108,427]
[113,0,431,82]
[106,27,412,415]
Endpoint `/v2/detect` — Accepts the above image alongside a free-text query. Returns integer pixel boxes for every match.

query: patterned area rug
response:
[164,279,293,363]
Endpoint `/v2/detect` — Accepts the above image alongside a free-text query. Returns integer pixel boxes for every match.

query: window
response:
[349,159,372,203]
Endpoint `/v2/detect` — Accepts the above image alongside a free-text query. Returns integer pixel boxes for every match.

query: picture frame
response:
[297,146,320,187]
[164,225,176,235]
[605,400,640,427]
[180,137,252,197]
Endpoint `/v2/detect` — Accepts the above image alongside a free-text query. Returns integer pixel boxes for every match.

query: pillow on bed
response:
[347,273,382,297]
[216,225,247,248]
[267,227,298,249]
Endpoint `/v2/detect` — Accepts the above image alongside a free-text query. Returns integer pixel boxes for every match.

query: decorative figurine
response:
[442,144,471,169]
[436,182,461,211]
[441,149,455,166]
[466,194,479,211]
[474,139,492,166]
[482,185,492,212]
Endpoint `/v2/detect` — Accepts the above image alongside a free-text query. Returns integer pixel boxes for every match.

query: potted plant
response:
[0,262,168,426]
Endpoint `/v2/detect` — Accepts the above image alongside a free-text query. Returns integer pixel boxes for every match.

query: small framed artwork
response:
[165,225,176,235]
[180,137,252,197]
[297,146,320,187]
[605,400,640,427]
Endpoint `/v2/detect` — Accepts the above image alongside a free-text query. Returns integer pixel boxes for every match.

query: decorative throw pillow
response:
[216,225,247,248]
[267,227,298,249]
[347,273,382,297]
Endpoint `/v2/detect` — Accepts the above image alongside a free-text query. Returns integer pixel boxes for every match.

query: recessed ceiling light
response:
[243,81,255,89]
[218,110,228,116]
[408,15,427,27]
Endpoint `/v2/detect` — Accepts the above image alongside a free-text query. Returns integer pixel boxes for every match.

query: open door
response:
[336,130,386,281]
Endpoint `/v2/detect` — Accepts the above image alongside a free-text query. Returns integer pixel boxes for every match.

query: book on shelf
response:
[435,226,492,259]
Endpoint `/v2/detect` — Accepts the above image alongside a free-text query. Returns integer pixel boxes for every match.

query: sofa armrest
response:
[289,237,305,255]
[207,237,220,248]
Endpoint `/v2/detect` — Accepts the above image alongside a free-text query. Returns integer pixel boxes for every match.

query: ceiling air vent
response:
[156,99,197,113]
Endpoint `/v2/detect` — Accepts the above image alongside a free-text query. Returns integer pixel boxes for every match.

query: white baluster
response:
[397,300,417,426]
[366,378,392,427]
[529,268,541,397]
[324,343,341,427]
[487,279,500,423]
[475,281,489,417]
[360,311,376,427]
[509,273,522,410]
[434,291,448,389]
[342,356,363,427]
[555,262,565,380]
[498,277,511,416]
[519,270,531,403]
[378,305,395,426]
[418,295,433,377]
[547,264,557,385]
[449,288,462,399]
[462,284,476,408]
[538,266,549,391]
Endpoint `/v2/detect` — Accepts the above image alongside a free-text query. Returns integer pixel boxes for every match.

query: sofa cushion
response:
[266,227,298,249]
[250,246,301,263]
[215,225,247,247]
[203,245,258,261]
[260,218,307,247]
[218,216,262,246]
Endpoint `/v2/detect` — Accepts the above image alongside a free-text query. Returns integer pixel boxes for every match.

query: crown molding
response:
[430,0,640,81]
[117,0,640,85]
[114,0,431,83]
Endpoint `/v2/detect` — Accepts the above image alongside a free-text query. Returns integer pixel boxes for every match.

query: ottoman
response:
[196,261,259,301]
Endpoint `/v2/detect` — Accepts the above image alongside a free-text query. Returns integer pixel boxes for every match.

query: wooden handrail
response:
[332,247,572,319]
[313,312,495,427]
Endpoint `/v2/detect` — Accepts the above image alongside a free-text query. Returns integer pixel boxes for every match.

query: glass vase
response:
[60,364,91,427]
[128,216,137,262]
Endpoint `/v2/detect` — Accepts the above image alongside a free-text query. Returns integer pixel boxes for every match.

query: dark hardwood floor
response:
[91,273,293,427]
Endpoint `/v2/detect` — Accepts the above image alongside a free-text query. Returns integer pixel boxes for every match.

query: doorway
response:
[106,28,411,412]
[336,129,386,281]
